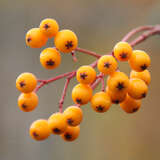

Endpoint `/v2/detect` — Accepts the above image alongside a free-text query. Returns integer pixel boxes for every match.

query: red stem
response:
[101,76,105,92]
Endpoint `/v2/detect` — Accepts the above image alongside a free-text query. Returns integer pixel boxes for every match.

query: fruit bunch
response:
[16,18,153,142]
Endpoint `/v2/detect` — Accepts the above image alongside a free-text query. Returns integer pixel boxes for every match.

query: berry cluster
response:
[16,18,153,142]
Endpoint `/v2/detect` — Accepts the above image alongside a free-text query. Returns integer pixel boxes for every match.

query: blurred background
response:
[0,0,160,160]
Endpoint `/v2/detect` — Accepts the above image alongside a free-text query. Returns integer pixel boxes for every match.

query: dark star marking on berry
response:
[141,64,147,70]
[20,81,25,87]
[46,59,55,66]
[67,118,74,125]
[113,100,119,104]
[142,92,146,98]
[96,106,104,112]
[44,24,50,29]
[65,41,73,49]
[80,73,87,80]
[76,98,82,104]
[116,82,124,90]
[33,132,39,137]
[104,62,111,68]
[53,128,61,133]
[120,53,127,59]
[64,133,72,140]
[27,37,31,43]
[132,108,138,113]
[22,104,27,109]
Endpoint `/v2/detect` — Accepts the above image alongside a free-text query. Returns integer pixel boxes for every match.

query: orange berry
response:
[40,48,61,69]
[106,87,126,104]
[91,91,111,113]
[29,119,51,141]
[128,78,148,99]
[18,92,38,112]
[16,72,37,93]
[39,18,59,38]
[72,83,93,105]
[97,55,117,75]
[63,106,83,126]
[54,29,78,53]
[61,125,80,142]
[128,50,151,72]
[120,94,141,113]
[113,41,132,61]
[25,28,48,48]
[48,112,67,135]
[130,70,151,85]
[107,71,129,93]
[76,65,96,84]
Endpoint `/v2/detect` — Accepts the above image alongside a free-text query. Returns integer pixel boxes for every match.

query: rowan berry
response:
[61,125,80,142]
[130,70,151,85]
[113,41,132,61]
[16,72,37,93]
[54,29,78,53]
[97,55,118,75]
[48,112,67,135]
[91,91,111,113]
[72,83,93,105]
[106,87,126,104]
[40,48,61,69]
[18,92,38,112]
[76,65,96,84]
[29,119,51,141]
[120,94,141,113]
[63,106,83,126]
[25,28,48,48]
[107,71,129,93]
[128,50,151,72]
[128,78,148,99]
[39,18,59,38]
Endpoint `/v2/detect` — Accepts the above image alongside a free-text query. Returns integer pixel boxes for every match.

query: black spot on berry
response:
[46,59,55,66]
[53,128,61,133]
[96,106,104,112]
[65,41,73,49]
[80,73,87,80]
[113,100,119,104]
[44,24,50,29]
[64,133,72,140]
[104,62,111,68]
[67,118,74,125]
[116,82,124,90]
[141,64,147,70]
[33,132,39,137]
[76,98,82,104]
[132,108,138,113]
[27,37,31,42]
[142,92,146,98]
[120,53,127,59]
[22,104,27,109]
[20,81,25,87]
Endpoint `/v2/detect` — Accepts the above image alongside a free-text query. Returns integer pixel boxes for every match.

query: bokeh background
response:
[1,0,160,160]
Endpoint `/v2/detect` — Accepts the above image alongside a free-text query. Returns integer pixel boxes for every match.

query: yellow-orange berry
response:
[130,70,151,85]
[16,72,37,93]
[72,84,92,105]
[29,119,51,141]
[18,92,38,112]
[25,28,48,48]
[97,55,118,75]
[128,78,148,99]
[91,91,111,113]
[120,94,141,113]
[61,125,80,142]
[54,29,78,53]
[107,71,129,93]
[113,41,132,61]
[63,106,83,126]
[39,18,59,38]
[128,50,151,72]
[48,112,67,135]
[40,48,61,69]
[76,65,96,84]
[106,87,126,104]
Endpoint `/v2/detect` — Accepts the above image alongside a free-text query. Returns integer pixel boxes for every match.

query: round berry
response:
[29,119,51,141]
[48,112,67,135]
[113,41,132,61]
[120,94,141,113]
[25,28,48,48]
[63,106,83,126]
[18,92,38,112]
[61,125,80,142]
[129,50,151,72]
[76,65,96,84]
[16,72,37,93]
[107,71,129,93]
[40,48,61,69]
[91,91,111,113]
[128,78,148,99]
[54,29,78,53]
[39,18,59,38]
[130,70,151,85]
[97,55,118,75]
[72,84,93,105]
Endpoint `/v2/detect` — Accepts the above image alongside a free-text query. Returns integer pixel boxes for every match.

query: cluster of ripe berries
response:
[16,18,151,142]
